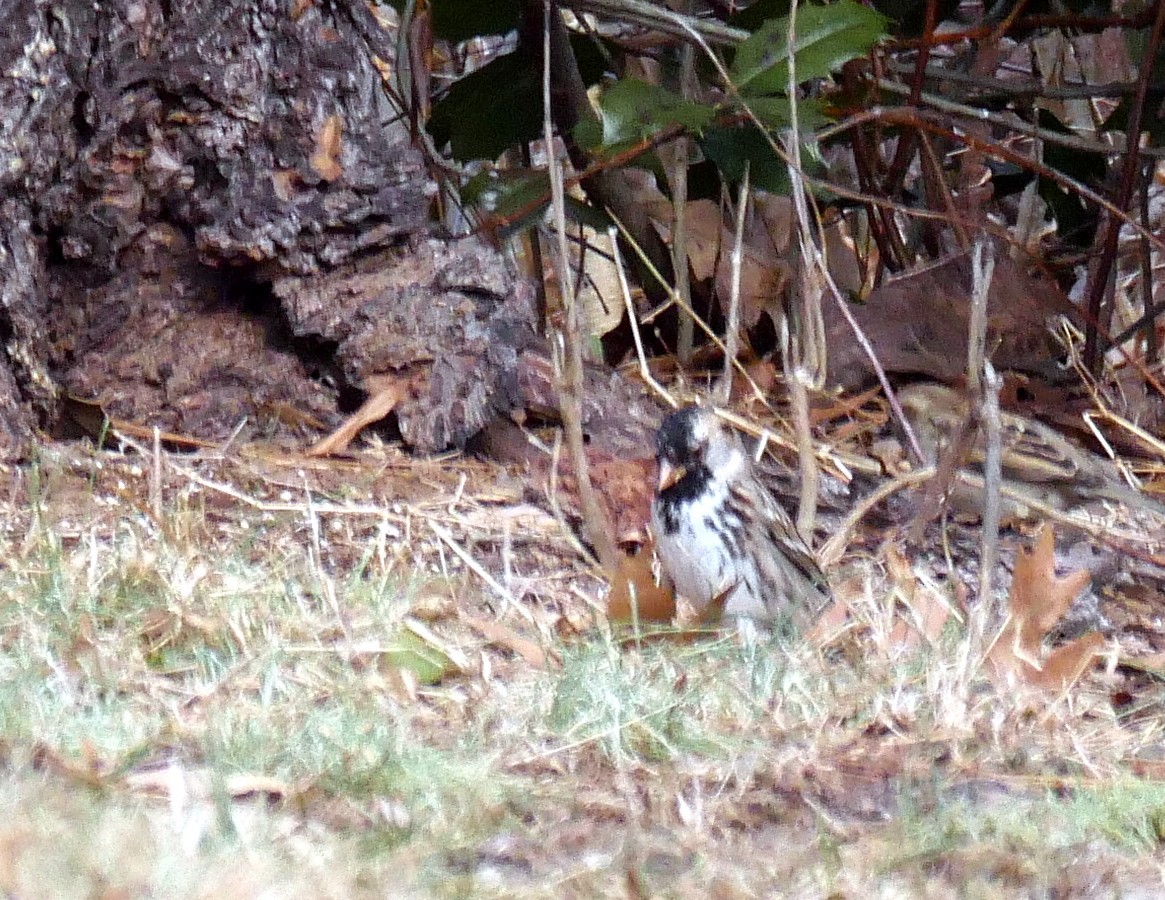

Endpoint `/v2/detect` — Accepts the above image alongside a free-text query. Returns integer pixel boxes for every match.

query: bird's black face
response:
[656,407,703,464]
[655,406,712,502]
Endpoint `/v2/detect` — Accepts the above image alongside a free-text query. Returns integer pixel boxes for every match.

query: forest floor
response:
[0,436,1164,898]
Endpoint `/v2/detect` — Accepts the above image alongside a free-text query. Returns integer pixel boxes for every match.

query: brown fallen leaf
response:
[884,544,954,652]
[607,543,675,624]
[61,394,220,449]
[728,358,780,404]
[649,197,791,328]
[805,596,852,648]
[987,523,1103,692]
[464,614,554,669]
[1116,652,1165,678]
[824,252,1083,391]
[307,373,409,457]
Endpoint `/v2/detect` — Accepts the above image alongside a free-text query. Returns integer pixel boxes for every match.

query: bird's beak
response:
[657,461,686,491]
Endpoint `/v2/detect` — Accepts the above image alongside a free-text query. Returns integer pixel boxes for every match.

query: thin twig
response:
[880,0,938,197]
[1082,0,1165,370]
[1139,159,1159,360]
[965,242,1000,677]
[783,0,824,541]
[882,59,1158,102]
[873,77,1165,160]
[671,25,696,365]
[610,227,677,409]
[789,356,818,540]
[903,408,977,548]
[543,0,618,571]
[430,522,537,626]
[609,213,772,403]
[564,0,747,47]
[814,106,1165,257]
[965,240,995,398]
[978,362,1003,620]
[819,467,937,568]
[546,427,604,566]
[716,164,749,405]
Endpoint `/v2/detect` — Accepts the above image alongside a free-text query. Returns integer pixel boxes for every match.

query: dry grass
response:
[0,439,1162,898]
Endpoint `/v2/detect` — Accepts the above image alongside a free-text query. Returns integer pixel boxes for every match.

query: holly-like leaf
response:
[598,79,715,146]
[699,123,828,194]
[730,95,831,131]
[731,0,887,97]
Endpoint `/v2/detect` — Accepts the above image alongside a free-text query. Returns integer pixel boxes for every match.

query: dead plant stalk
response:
[784,0,822,540]
[542,0,618,570]
[716,164,749,406]
[967,242,1001,674]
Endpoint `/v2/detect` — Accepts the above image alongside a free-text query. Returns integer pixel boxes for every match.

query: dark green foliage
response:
[700,123,793,193]
[731,0,887,96]
[429,1,886,212]
[597,79,715,146]
[427,52,542,162]
[1037,108,1106,246]
[431,0,521,42]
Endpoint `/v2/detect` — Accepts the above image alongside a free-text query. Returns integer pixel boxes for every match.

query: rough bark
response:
[0,0,560,456]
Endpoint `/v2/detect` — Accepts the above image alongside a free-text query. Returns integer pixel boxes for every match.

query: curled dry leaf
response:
[728,358,780,403]
[987,523,1104,691]
[307,372,410,457]
[884,543,954,652]
[805,595,852,648]
[651,197,791,328]
[464,614,554,670]
[607,541,676,624]
[823,253,1083,391]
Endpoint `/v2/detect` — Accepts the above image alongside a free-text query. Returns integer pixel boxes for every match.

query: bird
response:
[897,381,1165,518]
[649,405,831,624]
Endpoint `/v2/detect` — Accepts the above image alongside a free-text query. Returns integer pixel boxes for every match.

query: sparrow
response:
[897,381,1165,518]
[650,405,831,623]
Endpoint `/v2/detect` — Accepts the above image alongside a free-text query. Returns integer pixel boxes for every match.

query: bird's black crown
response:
[655,406,704,465]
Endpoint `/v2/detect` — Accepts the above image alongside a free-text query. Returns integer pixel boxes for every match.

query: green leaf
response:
[731,0,887,96]
[730,96,831,131]
[700,124,791,193]
[427,52,542,162]
[462,169,551,234]
[699,124,827,194]
[598,79,715,146]
[382,626,459,686]
[431,0,521,42]
[574,117,603,152]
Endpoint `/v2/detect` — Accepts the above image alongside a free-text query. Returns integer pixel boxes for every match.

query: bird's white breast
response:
[650,456,769,620]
